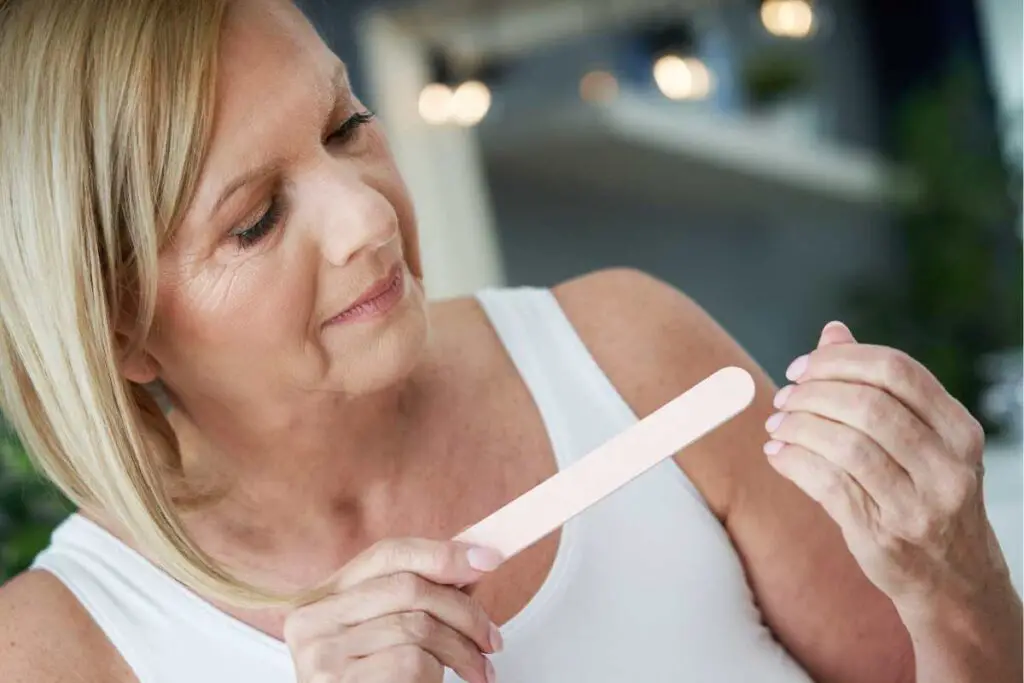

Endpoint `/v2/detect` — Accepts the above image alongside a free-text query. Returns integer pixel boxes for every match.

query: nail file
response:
[453,366,756,560]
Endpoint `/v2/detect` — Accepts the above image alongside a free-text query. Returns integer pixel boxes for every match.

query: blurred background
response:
[1,0,1022,594]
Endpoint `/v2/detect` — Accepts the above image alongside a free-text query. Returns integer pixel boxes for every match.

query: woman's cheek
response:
[162,263,278,348]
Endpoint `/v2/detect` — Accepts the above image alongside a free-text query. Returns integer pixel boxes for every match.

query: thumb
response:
[818,320,856,348]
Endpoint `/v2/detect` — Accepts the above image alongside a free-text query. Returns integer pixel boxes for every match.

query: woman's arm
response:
[556,267,1021,682]
[555,268,914,682]
[899,574,1022,682]
[0,570,139,683]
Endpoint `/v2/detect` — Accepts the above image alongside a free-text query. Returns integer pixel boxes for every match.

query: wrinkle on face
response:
[134,0,428,470]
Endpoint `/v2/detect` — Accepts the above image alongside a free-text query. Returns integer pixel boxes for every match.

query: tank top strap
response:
[474,286,638,466]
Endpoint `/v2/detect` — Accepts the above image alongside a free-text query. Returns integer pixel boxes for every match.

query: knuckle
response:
[836,428,870,464]
[820,468,848,501]
[398,610,438,643]
[389,572,429,606]
[940,464,978,509]
[881,350,916,387]
[382,538,458,575]
[429,542,461,574]
[904,421,930,452]
[777,410,809,437]
[283,608,314,647]
[376,538,419,570]
[963,416,985,455]
[859,389,890,426]
[393,645,437,678]
[296,638,335,677]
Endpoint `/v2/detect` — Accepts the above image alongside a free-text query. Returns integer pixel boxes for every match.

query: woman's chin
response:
[323,296,430,395]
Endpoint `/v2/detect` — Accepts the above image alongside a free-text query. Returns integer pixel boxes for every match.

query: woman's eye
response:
[226,112,373,252]
[232,196,284,250]
[327,110,375,145]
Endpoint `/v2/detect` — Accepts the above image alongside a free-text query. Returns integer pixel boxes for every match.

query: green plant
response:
[846,61,1023,435]
[741,50,813,109]
[0,422,72,581]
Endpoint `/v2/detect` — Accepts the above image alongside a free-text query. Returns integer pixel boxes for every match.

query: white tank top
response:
[31,287,813,683]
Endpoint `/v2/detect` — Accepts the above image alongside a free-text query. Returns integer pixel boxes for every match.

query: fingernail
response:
[773,385,793,409]
[763,440,784,456]
[489,623,504,652]
[485,658,497,683]
[467,546,503,572]
[764,412,785,432]
[785,355,809,381]
[825,320,856,338]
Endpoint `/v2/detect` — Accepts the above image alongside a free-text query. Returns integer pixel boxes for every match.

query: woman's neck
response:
[162,355,458,592]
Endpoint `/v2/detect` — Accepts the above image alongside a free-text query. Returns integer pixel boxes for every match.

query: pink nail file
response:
[453,365,756,560]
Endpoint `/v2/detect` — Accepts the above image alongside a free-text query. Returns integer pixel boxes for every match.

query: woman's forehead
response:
[185,0,343,228]
[217,0,335,104]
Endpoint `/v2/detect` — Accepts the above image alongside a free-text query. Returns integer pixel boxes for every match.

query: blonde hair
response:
[0,0,288,607]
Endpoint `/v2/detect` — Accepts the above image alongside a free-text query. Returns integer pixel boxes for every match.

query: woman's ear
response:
[117,331,160,385]
[121,350,160,385]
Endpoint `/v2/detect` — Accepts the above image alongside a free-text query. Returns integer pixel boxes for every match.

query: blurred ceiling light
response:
[640,22,714,101]
[580,70,620,103]
[419,49,501,127]
[420,49,457,125]
[450,80,492,127]
[653,55,713,101]
[760,0,816,39]
[418,83,454,125]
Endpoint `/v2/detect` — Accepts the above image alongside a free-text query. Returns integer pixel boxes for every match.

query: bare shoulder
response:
[552,268,914,683]
[0,570,136,683]
[551,267,773,516]
[550,267,762,400]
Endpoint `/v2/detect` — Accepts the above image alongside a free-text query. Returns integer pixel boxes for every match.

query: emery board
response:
[453,366,756,560]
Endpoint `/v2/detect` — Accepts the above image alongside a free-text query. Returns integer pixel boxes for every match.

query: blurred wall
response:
[296,0,370,95]
[487,166,894,383]
[975,0,1023,153]
[975,0,1022,116]
[482,0,892,382]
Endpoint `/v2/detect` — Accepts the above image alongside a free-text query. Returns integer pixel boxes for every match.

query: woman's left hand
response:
[763,321,1011,608]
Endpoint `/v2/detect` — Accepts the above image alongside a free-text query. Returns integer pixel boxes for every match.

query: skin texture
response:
[768,323,1022,682]
[1,1,1020,681]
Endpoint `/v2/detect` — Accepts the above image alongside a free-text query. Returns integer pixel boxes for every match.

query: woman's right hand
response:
[284,538,504,683]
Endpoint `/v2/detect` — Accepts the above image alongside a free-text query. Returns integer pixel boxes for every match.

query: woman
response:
[0,0,1019,681]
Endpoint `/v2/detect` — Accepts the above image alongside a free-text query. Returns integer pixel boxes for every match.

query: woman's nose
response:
[305,169,398,267]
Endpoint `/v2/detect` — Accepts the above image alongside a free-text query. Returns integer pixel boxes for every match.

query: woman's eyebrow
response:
[208,62,350,220]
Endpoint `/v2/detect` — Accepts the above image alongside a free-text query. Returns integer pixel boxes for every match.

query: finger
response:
[335,538,503,594]
[286,572,498,654]
[766,410,915,515]
[775,380,947,475]
[343,617,490,683]
[342,645,445,683]
[785,342,973,454]
[817,320,856,348]
[766,441,878,536]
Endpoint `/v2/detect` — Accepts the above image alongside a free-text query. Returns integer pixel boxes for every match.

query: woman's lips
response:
[325,267,405,325]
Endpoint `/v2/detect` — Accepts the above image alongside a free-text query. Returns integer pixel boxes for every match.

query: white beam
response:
[391,0,714,61]
[974,0,1022,155]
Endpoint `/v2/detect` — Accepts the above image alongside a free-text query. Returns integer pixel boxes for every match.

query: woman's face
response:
[129,0,428,412]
